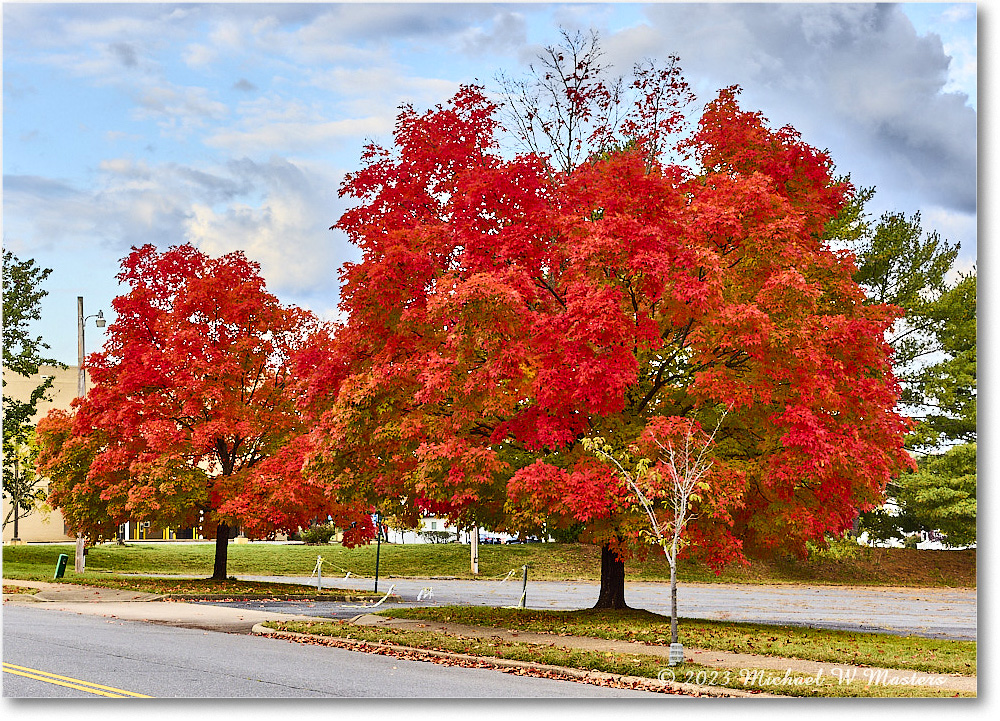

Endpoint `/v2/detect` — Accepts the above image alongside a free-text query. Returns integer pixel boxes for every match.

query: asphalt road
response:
[238,575,977,640]
[2,604,664,698]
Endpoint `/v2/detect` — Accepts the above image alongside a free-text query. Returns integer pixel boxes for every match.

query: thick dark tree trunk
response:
[593,542,629,609]
[211,522,230,580]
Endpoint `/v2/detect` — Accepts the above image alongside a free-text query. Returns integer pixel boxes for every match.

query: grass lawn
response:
[2,541,976,588]
[379,606,976,676]
[262,619,973,698]
[0,544,384,598]
[1,574,382,599]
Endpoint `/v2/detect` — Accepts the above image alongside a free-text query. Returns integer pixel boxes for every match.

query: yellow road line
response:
[2,663,152,697]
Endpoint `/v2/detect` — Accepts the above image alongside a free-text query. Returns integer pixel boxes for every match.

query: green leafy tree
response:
[893,443,976,547]
[902,273,976,451]
[848,210,975,450]
[3,250,65,529]
[2,431,48,539]
[2,250,61,378]
[845,208,976,545]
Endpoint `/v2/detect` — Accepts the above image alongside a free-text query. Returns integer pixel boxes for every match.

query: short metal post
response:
[518,564,528,608]
[74,535,85,573]
[471,526,479,575]
[374,512,382,594]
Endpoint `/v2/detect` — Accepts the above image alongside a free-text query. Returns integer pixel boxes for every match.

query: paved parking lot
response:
[236,575,976,640]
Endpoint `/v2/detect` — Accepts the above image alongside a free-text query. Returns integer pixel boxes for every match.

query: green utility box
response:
[54,553,68,579]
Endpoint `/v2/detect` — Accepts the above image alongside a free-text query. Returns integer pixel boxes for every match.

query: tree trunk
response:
[12,456,20,541]
[593,542,629,609]
[670,558,679,644]
[211,522,230,580]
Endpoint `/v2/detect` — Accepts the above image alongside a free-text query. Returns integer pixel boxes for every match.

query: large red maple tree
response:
[36,244,367,579]
[311,75,912,606]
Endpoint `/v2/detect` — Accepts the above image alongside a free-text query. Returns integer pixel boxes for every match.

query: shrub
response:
[419,530,454,544]
[299,523,337,545]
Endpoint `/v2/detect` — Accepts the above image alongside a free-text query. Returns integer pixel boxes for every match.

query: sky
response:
[2,1,979,366]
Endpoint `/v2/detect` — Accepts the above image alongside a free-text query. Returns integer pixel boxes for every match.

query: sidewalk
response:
[3,580,333,633]
[4,578,162,602]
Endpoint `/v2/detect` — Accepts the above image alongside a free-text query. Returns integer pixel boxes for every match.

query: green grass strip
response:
[380,606,976,677]
[262,620,972,698]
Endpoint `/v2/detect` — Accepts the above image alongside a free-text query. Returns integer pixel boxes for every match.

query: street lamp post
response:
[77,296,105,398]
[75,296,105,571]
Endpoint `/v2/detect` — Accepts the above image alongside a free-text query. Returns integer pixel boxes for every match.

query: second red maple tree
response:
[38,244,369,579]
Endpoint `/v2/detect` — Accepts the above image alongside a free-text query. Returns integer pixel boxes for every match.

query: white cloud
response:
[2,175,109,252]
[6,151,351,305]
[4,0,977,313]
[98,157,152,180]
[105,130,143,143]
[205,114,393,156]
[132,82,229,127]
[940,30,977,106]
[131,81,229,140]
[182,43,217,69]
[920,205,978,258]
[304,65,460,120]
[182,157,343,296]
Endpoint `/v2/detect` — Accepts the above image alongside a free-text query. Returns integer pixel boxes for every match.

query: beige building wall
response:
[3,364,80,543]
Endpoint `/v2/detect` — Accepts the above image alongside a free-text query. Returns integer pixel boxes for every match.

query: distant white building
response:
[384,517,513,544]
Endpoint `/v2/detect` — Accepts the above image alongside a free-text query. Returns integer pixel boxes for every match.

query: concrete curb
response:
[162,593,401,603]
[250,623,779,698]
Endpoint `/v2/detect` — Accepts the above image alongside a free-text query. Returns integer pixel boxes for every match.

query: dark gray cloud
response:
[226,156,308,193]
[173,165,254,201]
[4,174,83,200]
[323,3,493,41]
[109,42,138,68]
[460,10,529,56]
[616,3,976,214]
[3,74,37,100]
[287,3,535,58]
[232,78,258,92]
